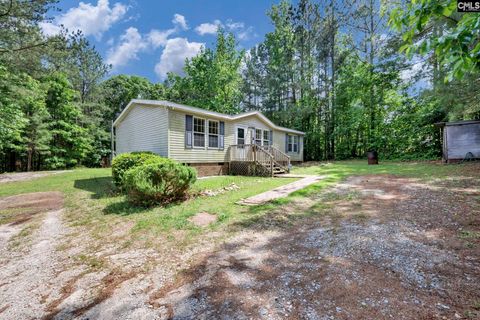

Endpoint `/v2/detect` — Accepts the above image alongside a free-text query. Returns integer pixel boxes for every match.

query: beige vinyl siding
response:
[168,109,233,163]
[168,111,304,163]
[116,105,168,157]
[233,115,272,145]
[274,131,304,162]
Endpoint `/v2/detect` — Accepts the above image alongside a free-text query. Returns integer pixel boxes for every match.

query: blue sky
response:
[41,0,280,82]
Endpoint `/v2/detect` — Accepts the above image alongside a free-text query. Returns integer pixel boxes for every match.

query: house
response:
[112,100,305,176]
[435,120,480,163]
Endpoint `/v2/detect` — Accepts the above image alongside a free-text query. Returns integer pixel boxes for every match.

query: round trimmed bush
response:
[123,158,197,206]
[111,151,160,188]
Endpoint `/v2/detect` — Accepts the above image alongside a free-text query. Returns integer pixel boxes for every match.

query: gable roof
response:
[113,99,305,135]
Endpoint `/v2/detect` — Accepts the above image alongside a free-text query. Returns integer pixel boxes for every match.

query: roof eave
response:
[113,99,305,134]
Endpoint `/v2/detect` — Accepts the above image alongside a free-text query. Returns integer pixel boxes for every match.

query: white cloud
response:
[154,38,204,79]
[106,27,147,68]
[172,14,188,30]
[194,19,255,41]
[38,22,62,37]
[147,29,175,48]
[40,0,128,39]
[236,27,255,41]
[148,14,188,48]
[195,20,222,35]
[106,13,189,69]
[225,21,244,31]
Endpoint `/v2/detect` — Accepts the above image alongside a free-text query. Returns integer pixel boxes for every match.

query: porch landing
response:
[237,175,325,206]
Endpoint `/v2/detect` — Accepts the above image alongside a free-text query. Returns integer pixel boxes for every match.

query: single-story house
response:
[112,100,305,176]
[435,120,480,163]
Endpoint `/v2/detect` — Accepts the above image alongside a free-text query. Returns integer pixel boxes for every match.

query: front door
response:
[248,128,256,145]
[234,126,247,159]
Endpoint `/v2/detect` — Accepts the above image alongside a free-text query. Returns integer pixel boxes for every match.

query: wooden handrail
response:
[262,145,290,172]
[228,144,290,174]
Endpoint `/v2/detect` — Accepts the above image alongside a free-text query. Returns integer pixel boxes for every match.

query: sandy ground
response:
[0,173,479,319]
[147,175,480,319]
[0,171,68,184]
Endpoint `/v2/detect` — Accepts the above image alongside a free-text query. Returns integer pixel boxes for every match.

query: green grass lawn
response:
[1,161,477,249]
[0,169,298,246]
[288,160,479,198]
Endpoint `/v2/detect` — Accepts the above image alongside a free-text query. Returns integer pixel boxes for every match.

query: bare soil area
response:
[0,173,479,319]
[151,175,480,319]
[0,171,68,184]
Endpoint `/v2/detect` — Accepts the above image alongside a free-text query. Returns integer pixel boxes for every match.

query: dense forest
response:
[0,0,479,171]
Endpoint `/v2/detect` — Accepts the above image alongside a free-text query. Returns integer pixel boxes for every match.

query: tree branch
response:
[0,41,50,53]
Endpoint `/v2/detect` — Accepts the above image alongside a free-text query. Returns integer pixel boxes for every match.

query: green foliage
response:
[0,66,28,153]
[44,73,91,169]
[111,152,159,188]
[123,158,197,206]
[166,29,244,114]
[18,74,51,171]
[100,75,165,123]
[389,0,480,81]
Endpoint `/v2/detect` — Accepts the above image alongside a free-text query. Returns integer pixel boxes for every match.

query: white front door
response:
[248,128,256,145]
[234,126,247,159]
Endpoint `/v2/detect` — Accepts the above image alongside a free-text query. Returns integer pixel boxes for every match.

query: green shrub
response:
[111,151,159,188]
[123,158,197,206]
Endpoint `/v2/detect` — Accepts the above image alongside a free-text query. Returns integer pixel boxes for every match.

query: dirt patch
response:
[43,269,137,320]
[0,170,68,184]
[153,175,480,319]
[189,212,217,227]
[0,191,64,226]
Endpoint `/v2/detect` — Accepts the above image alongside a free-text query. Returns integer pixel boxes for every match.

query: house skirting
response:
[188,163,229,177]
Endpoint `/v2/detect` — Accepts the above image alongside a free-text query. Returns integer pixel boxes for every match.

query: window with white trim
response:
[263,130,270,146]
[287,134,299,152]
[193,117,205,147]
[255,129,262,146]
[208,120,219,148]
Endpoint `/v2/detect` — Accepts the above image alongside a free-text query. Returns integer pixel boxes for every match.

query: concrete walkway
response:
[237,175,325,205]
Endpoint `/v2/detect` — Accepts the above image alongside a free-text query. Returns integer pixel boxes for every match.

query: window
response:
[263,130,270,146]
[208,120,219,148]
[287,135,293,152]
[287,134,299,153]
[193,117,205,147]
[255,129,262,145]
[237,127,245,145]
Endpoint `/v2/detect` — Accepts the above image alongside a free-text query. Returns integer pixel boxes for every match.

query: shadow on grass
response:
[74,177,115,199]
[102,196,187,216]
[102,200,151,216]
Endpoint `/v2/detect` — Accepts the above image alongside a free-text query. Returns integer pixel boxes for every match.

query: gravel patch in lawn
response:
[151,175,480,319]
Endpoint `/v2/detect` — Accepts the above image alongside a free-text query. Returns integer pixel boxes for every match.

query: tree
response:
[100,75,165,123]
[0,66,26,156]
[67,35,110,104]
[18,75,50,171]
[44,73,90,169]
[166,29,244,114]
[388,0,480,81]
[0,0,61,76]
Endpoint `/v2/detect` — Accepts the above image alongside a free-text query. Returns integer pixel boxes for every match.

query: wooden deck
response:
[228,144,291,177]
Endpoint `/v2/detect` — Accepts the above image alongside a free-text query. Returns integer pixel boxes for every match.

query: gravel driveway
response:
[151,175,480,319]
[0,174,479,319]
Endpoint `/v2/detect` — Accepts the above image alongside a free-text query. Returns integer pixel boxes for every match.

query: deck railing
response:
[261,145,290,172]
[228,144,290,176]
[229,144,273,176]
